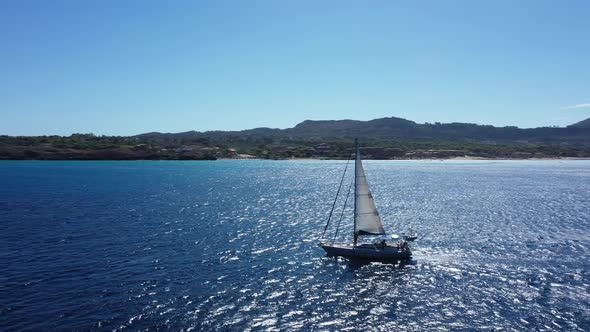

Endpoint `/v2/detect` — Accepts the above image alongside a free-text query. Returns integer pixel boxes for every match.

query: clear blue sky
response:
[1,0,589,136]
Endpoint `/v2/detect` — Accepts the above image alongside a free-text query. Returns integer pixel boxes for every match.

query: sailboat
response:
[319,139,412,262]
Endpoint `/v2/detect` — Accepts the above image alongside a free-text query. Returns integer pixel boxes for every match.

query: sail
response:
[354,144,386,236]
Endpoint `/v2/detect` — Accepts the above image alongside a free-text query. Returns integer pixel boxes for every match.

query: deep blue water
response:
[1,160,590,331]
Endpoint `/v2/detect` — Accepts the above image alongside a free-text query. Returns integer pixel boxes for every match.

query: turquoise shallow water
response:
[1,160,590,331]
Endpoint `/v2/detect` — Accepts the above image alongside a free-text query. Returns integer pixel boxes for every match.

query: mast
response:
[353,138,358,246]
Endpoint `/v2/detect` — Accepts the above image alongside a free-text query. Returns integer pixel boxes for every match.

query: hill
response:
[1,116,589,160]
[568,117,590,129]
[138,116,590,146]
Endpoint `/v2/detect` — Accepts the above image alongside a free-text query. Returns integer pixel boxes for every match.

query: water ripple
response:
[1,160,589,331]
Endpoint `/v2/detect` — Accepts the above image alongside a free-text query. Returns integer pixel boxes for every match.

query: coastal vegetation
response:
[2,117,589,160]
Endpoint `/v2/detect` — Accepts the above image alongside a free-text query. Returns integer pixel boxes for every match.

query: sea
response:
[1,160,589,331]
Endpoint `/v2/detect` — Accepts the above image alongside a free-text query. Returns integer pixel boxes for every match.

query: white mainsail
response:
[354,143,386,236]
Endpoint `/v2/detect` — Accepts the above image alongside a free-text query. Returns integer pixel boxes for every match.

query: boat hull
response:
[319,243,411,262]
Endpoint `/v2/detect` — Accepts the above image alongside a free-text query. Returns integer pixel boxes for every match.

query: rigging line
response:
[320,153,352,242]
[332,178,354,244]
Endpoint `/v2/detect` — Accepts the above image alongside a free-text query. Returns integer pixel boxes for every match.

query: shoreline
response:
[3,157,590,162]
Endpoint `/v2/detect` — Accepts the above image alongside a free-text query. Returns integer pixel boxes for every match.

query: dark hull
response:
[320,243,411,262]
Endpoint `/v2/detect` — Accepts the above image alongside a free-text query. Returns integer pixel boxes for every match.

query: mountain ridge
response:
[569,117,590,129]
[135,116,590,146]
[3,116,588,160]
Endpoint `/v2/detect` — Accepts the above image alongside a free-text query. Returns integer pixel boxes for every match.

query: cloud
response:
[561,103,590,110]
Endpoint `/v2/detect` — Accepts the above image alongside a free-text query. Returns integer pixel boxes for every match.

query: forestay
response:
[354,145,386,236]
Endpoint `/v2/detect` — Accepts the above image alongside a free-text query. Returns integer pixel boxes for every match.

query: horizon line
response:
[2,115,586,137]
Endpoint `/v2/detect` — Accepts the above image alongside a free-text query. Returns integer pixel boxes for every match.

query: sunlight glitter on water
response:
[1,160,590,331]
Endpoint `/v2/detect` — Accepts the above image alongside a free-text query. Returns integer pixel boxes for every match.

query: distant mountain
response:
[568,117,590,129]
[289,117,417,137]
[136,116,590,146]
[135,130,201,138]
[3,116,590,160]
